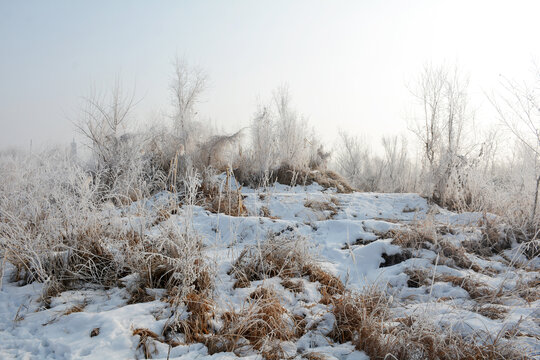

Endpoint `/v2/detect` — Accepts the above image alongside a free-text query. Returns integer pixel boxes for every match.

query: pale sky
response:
[1,0,539,150]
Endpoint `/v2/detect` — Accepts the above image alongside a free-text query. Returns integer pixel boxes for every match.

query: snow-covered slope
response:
[1,183,538,359]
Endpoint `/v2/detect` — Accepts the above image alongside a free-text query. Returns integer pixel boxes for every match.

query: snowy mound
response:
[1,183,538,359]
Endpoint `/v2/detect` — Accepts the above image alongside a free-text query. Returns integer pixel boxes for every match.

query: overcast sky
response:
[1,0,539,150]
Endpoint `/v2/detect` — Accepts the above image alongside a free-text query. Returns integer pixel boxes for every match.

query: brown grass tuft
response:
[302,352,331,360]
[273,165,354,193]
[303,264,345,296]
[209,289,295,355]
[281,278,305,294]
[304,200,338,219]
[259,206,279,219]
[405,268,430,288]
[463,214,512,258]
[230,233,313,284]
[329,289,388,344]
[474,305,508,320]
[249,286,277,301]
[174,291,215,343]
[515,277,540,303]
[436,274,499,300]
[63,303,86,316]
[201,179,247,217]
[133,328,161,359]
[386,224,437,249]
[323,288,527,360]
[438,240,477,270]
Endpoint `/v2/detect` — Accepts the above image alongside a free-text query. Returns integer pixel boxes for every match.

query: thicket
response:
[335,63,540,237]
[0,58,337,305]
[1,59,539,301]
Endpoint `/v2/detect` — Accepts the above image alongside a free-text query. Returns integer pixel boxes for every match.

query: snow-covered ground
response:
[1,182,539,359]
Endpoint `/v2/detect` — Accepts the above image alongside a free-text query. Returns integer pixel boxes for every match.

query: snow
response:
[1,182,538,359]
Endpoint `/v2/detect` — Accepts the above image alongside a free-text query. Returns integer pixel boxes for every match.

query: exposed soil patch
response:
[380,250,413,268]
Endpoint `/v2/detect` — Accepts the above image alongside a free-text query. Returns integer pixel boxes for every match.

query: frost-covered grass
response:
[0,150,539,359]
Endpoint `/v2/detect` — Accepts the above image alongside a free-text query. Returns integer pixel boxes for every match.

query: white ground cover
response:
[1,181,538,359]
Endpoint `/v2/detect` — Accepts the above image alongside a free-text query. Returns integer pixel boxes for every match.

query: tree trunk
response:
[532,175,540,223]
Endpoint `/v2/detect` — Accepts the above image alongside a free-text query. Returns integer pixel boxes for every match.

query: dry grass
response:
[474,305,508,320]
[281,278,305,294]
[63,303,86,316]
[124,221,214,307]
[171,291,215,343]
[259,206,279,219]
[200,179,247,217]
[463,216,512,258]
[387,222,482,272]
[162,285,310,359]
[515,277,540,303]
[436,274,499,301]
[206,287,296,357]
[324,288,527,360]
[304,199,338,219]
[386,224,437,250]
[133,328,161,359]
[328,289,388,344]
[405,268,430,288]
[405,268,504,303]
[438,240,480,271]
[230,232,314,288]
[303,264,345,297]
[272,165,354,193]
[302,352,332,360]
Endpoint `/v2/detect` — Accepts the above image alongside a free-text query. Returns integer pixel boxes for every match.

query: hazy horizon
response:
[1,0,540,150]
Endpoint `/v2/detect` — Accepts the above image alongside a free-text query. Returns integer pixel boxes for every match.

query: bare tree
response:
[273,86,309,168]
[381,135,413,192]
[77,80,136,163]
[75,81,155,203]
[410,63,472,207]
[490,69,540,222]
[170,57,207,153]
[250,104,278,175]
[335,131,381,191]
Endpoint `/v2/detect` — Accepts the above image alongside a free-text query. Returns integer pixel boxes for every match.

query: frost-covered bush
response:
[0,149,110,287]
[238,86,330,186]
[77,83,161,203]
[0,149,213,302]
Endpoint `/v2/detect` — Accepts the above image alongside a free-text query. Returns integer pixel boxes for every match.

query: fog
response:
[1,0,539,149]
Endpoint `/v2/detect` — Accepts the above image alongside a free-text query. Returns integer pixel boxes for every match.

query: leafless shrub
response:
[76,82,158,204]
[410,63,476,210]
[335,131,382,191]
[238,87,332,186]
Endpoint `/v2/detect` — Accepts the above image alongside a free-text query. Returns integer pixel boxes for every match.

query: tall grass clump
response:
[0,147,213,304]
